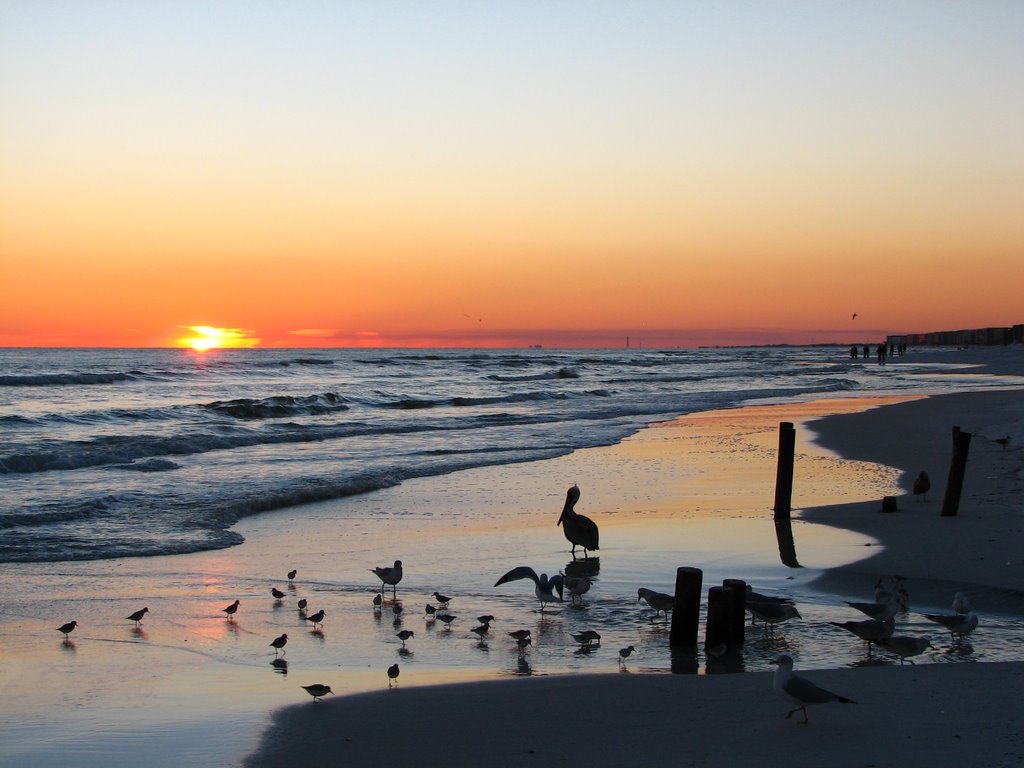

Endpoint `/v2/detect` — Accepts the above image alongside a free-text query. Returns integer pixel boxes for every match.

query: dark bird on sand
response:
[370,560,404,597]
[912,471,931,501]
[637,588,674,620]
[271,588,286,600]
[125,607,149,626]
[388,663,400,687]
[618,645,636,665]
[302,684,333,702]
[297,598,308,612]
[305,609,325,629]
[432,591,452,606]
[923,611,978,643]
[993,436,1011,450]
[396,629,414,647]
[557,485,599,560]
[270,633,288,655]
[508,629,531,641]
[57,620,78,638]
[773,654,855,723]
[829,617,894,654]
[222,600,240,619]
[287,569,297,580]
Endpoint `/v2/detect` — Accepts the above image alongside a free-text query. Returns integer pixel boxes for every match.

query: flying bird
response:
[773,654,856,723]
[370,560,404,597]
[125,607,149,626]
[270,633,288,656]
[494,566,564,612]
[912,471,931,501]
[302,684,333,702]
[557,485,599,560]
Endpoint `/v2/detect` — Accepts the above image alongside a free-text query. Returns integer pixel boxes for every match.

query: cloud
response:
[287,328,339,338]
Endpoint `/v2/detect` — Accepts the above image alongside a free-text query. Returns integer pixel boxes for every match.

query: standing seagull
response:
[222,600,240,620]
[637,588,674,621]
[125,607,149,626]
[923,611,978,644]
[270,633,288,656]
[494,566,564,612]
[952,592,972,615]
[370,560,404,597]
[879,635,933,665]
[912,471,931,501]
[557,485,599,560]
[57,620,78,639]
[773,654,856,724]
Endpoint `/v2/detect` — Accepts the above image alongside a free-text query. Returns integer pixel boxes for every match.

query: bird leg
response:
[785,705,809,724]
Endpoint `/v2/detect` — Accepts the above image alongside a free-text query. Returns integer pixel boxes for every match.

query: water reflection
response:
[270,658,288,675]
[774,519,801,568]
[130,626,148,640]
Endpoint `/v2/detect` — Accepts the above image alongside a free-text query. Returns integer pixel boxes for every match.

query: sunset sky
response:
[1,2,1021,348]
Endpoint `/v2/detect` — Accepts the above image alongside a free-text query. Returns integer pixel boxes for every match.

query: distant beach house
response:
[896,324,1023,347]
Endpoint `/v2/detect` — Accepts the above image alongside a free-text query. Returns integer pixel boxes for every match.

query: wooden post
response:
[941,426,972,517]
[670,567,703,648]
[722,578,747,648]
[704,587,735,652]
[773,422,796,520]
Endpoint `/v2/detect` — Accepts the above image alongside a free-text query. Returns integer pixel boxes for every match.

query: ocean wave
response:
[0,371,141,387]
[203,392,349,419]
[111,458,181,472]
[487,367,580,382]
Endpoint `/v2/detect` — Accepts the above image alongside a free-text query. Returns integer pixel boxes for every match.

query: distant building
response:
[897,325,1021,347]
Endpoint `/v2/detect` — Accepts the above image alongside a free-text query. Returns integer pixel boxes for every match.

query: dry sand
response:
[247,371,1024,767]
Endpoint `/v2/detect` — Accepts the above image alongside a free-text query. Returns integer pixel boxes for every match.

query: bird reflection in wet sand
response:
[557,485,599,561]
[271,658,288,675]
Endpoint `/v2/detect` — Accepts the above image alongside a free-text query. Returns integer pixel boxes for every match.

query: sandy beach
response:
[245,350,1024,768]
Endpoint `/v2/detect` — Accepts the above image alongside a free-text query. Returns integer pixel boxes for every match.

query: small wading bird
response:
[912,471,931,501]
[388,664,400,687]
[557,485,599,560]
[879,635,933,665]
[125,607,149,626]
[370,560,404,597]
[572,630,601,647]
[432,591,452,606]
[637,588,674,621]
[494,566,564,612]
[57,620,78,639]
[372,593,383,609]
[396,629,414,647]
[516,636,532,656]
[436,613,457,629]
[222,600,240,620]
[923,611,978,644]
[508,629,531,642]
[287,569,297,581]
[270,633,288,656]
[618,645,636,666]
[747,602,801,634]
[471,624,490,640]
[773,654,856,724]
[305,609,326,630]
[302,684,333,702]
[271,588,286,600]
[843,600,897,622]
[297,598,308,614]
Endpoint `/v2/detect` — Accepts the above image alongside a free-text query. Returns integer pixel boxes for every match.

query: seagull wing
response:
[547,573,564,600]
[494,566,540,588]
[785,673,854,705]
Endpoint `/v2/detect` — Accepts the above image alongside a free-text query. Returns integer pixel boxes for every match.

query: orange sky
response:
[2,4,1022,349]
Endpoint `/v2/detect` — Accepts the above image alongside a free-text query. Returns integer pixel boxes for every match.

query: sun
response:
[177,326,260,352]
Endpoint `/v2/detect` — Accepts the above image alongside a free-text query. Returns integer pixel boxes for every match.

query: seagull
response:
[637,588,674,621]
[387,664,400,687]
[879,635,933,664]
[746,587,793,605]
[287,569,297,581]
[271,588,286,600]
[912,471,931,501]
[270,633,289,656]
[432,591,452,606]
[873,577,909,611]
[222,600,240,620]
[436,613,457,629]
[370,560,403,597]
[923,611,978,643]
[993,436,1011,450]
[396,629,415,647]
[494,566,564,612]
[125,607,149,626]
[57,620,78,638]
[952,592,972,614]
[564,575,593,604]
[302,684,333,702]
[618,645,636,666]
[829,618,895,654]
[305,609,325,630]
[773,654,856,723]
[844,600,898,622]
[557,485,599,560]
[747,602,801,634]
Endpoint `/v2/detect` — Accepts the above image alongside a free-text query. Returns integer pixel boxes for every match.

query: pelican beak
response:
[556,510,564,526]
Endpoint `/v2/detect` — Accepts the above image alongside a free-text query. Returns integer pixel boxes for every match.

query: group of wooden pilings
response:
[668,567,747,651]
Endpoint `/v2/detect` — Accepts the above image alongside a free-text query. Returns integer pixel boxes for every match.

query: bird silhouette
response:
[557,485,599,560]
[270,633,288,656]
[387,664,400,687]
[222,600,240,620]
[302,684,333,702]
[494,566,564,612]
[773,654,855,723]
[125,607,149,626]
[57,620,78,639]
[370,560,404,597]
[912,471,931,501]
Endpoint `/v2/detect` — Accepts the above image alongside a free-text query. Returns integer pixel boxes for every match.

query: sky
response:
[1,1,1022,349]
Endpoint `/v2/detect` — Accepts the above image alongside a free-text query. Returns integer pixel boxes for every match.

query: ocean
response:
[0,345,1008,564]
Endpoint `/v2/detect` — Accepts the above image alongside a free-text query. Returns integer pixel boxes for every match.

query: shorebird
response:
[432,591,451,606]
[302,683,333,702]
[125,607,149,626]
[557,485,599,560]
[637,588,674,621]
[372,593,383,610]
[494,566,564,612]
[471,624,490,640]
[270,633,288,656]
[508,629,531,642]
[516,636,532,656]
[287,569,297,581]
[271,587,286,600]
[618,645,636,666]
[396,629,415,647]
[748,601,801,634]
[305,609,325,630]
[392,603,404,619]
[424,604,436,619]
[829,618,895,655]
[873,577,909,611]
[572,630,601,647]
[222,600,240,620]
[387,664,400,687]
[923,611,978,644]
[952,592,972,614]
[773,654,856,723]
[436,613,457,629]
[912,471,931,501]
[370,560,403,597]
[476,614,495,626]
[844,600,898,622]
[993,436,1011,450]
[57,620,78,638]
[564,575,593,604]
[879,635,933,664]
[297,598,308,614]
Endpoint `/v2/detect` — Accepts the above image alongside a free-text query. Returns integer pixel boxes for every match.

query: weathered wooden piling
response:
[941,426,972,517]
[773,422,796,520]
[721,578,747,647]
[670,567,703,648]
[704,586,735,652]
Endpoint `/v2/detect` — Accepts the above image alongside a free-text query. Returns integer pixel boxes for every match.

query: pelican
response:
[557,485,599,560]
[637,588,674,621]
[270,633,288,656]
[912,471,931,501]
[494,566,564,612]
[923,611,978,643]
[879,635,933,664]
[828,618,894,655]
[302,684,333,702]
[370,560,403,597]
[772,654,855,723]
[125,607,149,626]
